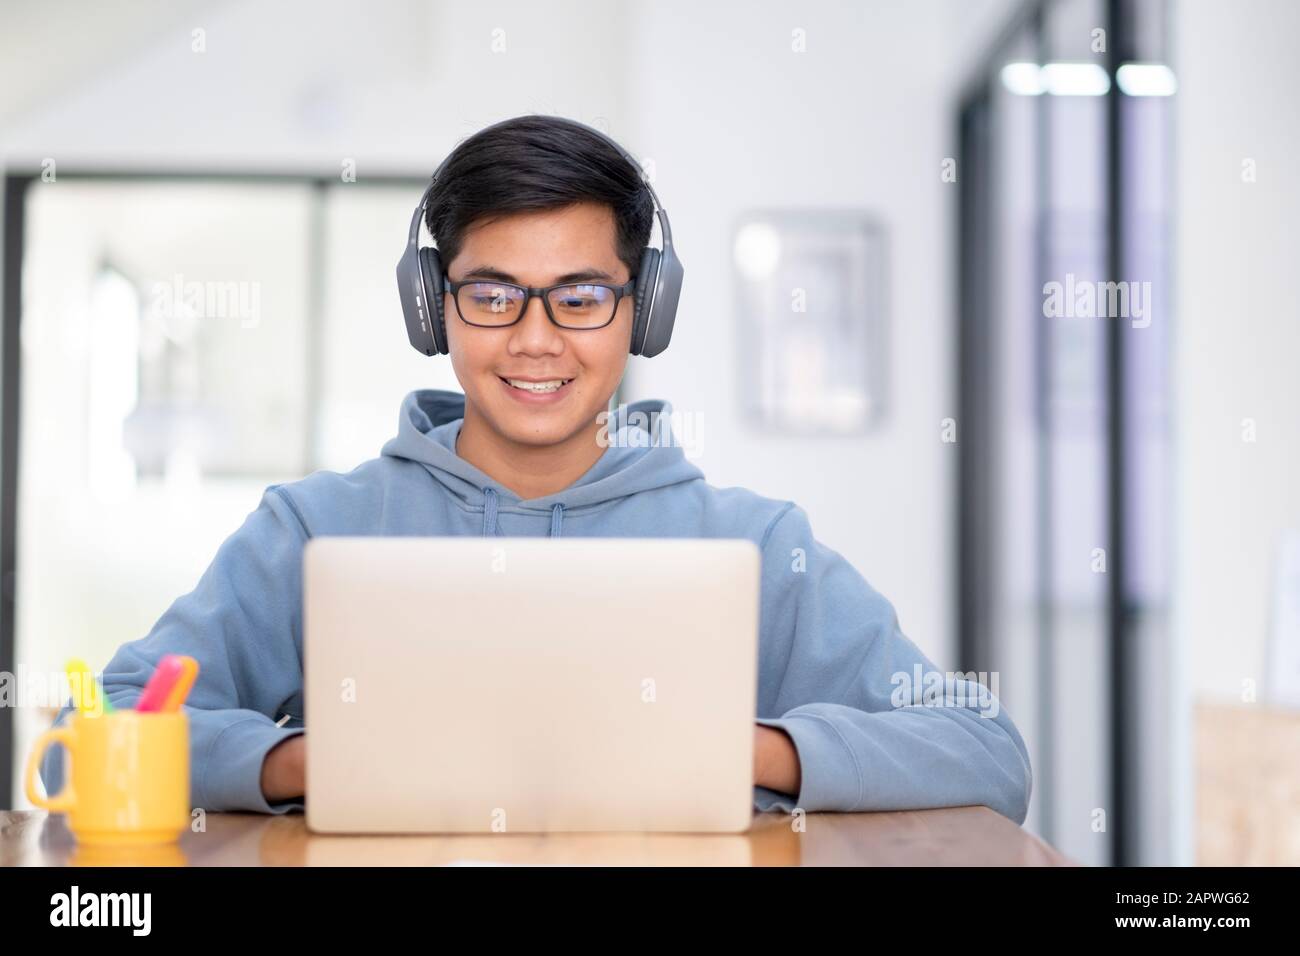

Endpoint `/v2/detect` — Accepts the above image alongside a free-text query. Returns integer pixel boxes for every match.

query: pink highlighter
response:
[136,654,198,712]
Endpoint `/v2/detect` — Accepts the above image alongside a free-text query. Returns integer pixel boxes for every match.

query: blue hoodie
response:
[42,389,1032,823]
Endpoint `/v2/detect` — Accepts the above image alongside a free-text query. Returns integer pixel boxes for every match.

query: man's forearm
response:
[753,724,801,796]
[261,734,306,803]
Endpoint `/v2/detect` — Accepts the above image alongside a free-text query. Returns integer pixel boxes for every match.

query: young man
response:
[42,115,1031,823]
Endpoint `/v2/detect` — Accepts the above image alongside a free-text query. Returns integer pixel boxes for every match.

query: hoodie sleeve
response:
[39,486,308,815]
[751,503,1032,824]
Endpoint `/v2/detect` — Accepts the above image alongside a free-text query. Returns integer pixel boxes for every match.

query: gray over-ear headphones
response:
[396,116,683,358]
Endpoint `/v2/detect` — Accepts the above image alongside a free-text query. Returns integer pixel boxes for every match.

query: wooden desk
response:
[1196,700,1300,865]
[1,807,1072,866]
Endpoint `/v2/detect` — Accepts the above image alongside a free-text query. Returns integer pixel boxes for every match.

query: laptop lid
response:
[303,536,760,833]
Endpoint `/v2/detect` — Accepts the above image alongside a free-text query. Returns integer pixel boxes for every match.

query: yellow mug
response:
[25,710,190,846]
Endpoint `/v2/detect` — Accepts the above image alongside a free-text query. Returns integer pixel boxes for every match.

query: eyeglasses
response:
[444,275,636,330]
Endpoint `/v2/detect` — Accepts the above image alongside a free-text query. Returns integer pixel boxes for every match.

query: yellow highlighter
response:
[65,658,115,717]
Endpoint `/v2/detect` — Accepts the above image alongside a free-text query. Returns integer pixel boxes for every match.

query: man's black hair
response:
[424,115,654,281]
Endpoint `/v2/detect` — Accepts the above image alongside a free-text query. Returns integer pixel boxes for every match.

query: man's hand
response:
[261,730,794,806]
[753,724,800,797]
[260,733,306,804]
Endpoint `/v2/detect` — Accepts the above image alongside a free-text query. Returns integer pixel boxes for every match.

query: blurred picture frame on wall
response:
[732,210,887,435]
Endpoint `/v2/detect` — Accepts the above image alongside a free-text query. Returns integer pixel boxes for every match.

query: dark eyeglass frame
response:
[444,274,637,330]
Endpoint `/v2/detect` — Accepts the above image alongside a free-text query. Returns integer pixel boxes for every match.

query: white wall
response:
[0,0,213,132]
[0,0,628,172]
[1172,0,1300,703]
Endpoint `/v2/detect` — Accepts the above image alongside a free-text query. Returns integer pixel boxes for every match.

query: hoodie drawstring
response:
[481,488,498,537]
[479,488,564,538]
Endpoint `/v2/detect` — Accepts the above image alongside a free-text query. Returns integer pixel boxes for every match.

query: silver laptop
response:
[303,536,760,833]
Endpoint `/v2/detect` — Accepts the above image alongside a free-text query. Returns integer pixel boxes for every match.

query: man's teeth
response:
[506,378,571,393]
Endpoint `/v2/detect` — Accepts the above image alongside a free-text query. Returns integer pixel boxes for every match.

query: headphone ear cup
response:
[418,247,449,355]
[630,247,660,356]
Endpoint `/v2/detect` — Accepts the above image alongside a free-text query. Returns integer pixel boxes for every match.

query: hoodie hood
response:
[379,389,704,537]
